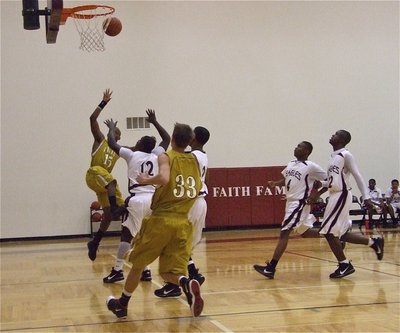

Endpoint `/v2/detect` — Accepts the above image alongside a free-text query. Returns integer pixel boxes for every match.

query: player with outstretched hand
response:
[102,109,170,284]
[85,89,125,261]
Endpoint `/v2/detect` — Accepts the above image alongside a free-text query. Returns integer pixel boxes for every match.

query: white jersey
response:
[119,146,165,194]
[324,148,369,200]
[192,150,208,197]
[369,187,382,205]
[385,187,400,204]
[282,160,326,201]
[119,146,165,237]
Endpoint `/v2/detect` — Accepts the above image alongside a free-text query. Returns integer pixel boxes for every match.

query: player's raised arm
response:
[146,109,171,150]
[105,118,121,155]
[90,89,113,144]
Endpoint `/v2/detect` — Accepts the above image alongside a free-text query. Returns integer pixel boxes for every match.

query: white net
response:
[70,6,114,52]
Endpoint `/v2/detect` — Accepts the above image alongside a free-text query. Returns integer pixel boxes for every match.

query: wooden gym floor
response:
[1,227,399,332]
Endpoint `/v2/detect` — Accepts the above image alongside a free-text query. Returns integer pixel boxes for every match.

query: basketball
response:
[91,212,102,222]
[103,17,122,37]
[90,201,101,210]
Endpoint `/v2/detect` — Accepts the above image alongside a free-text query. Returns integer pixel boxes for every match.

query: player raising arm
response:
[85,89,124,261]
[102,109,170,283]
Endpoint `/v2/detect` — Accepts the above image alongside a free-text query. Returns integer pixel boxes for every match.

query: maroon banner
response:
[205,166,286,228]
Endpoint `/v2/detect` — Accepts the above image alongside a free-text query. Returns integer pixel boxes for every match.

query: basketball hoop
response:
[61,5,115,52]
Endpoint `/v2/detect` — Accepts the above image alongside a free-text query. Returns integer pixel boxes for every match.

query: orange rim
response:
[60,5,115,24]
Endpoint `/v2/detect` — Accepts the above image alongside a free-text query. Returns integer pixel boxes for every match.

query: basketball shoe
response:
[189,268,206,286]
[181,278,204,317]
[103,268,124,283]
[253,262,275,279]
[106,296,127,319]
[87,240,99,261]
[329,261,355,278]
[140,269,152,281]
[154,283,182,298]
[370,237,384,260]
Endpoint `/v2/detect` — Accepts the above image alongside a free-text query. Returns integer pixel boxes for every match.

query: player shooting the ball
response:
[85,89,125,261]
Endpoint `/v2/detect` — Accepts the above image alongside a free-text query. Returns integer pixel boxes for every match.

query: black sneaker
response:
[370,237,384,260]
[106,296,127,319]
[103,268,124,283]
[140,269,152,281]
[87,240,99,261]
[329,262,355,278]
[154,283,182,298]
[253,263,275,279]
[182,279,204,317]
[189,269,206,286]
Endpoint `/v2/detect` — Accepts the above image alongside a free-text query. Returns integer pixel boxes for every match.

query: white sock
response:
[114,258,124,271]
[114,241,131,270]
[339,259,349,264]
[122,288,132,297]
[368,238,374,246]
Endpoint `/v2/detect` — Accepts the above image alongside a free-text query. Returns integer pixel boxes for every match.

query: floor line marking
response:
[210,319,234,333]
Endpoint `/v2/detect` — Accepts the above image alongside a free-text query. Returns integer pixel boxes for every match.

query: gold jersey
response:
[151,150,201,216]
[90,139,119,173]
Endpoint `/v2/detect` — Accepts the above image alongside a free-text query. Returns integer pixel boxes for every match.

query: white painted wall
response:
[1,1,399,239]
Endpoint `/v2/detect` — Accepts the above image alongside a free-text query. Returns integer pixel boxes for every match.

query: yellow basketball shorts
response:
[85,166,124,208]
[128,215,193,276]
